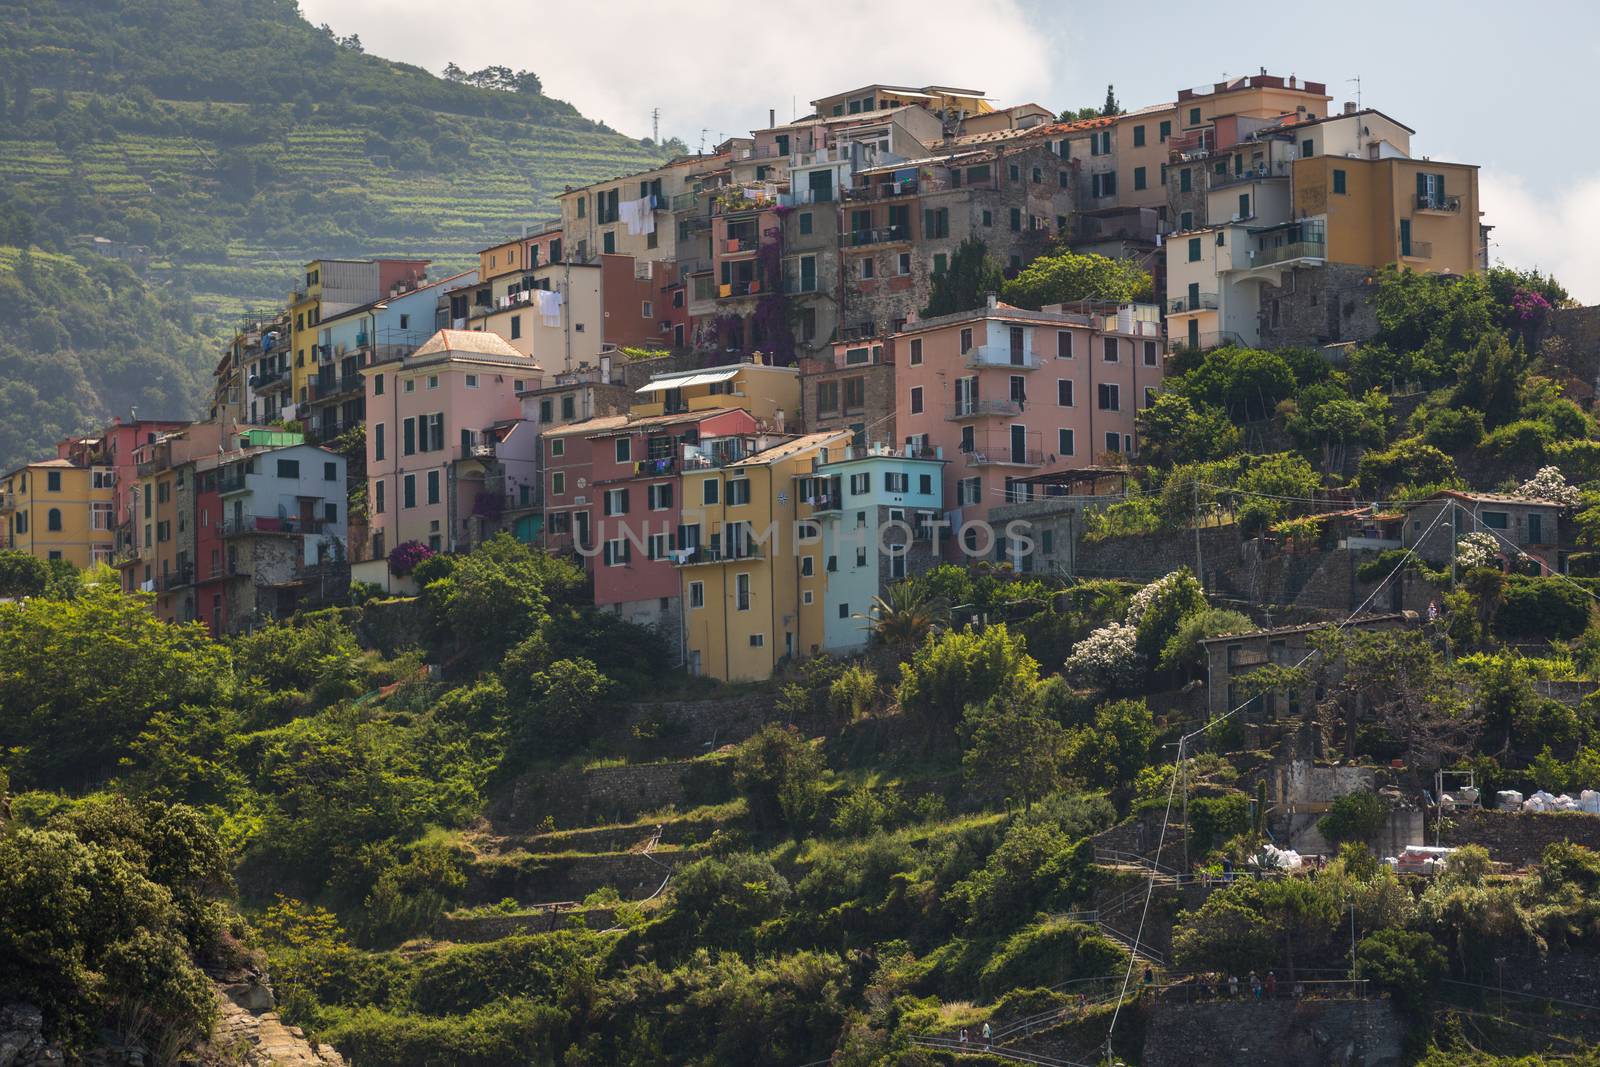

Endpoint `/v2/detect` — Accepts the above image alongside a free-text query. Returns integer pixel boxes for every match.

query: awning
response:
[635,368,741,394]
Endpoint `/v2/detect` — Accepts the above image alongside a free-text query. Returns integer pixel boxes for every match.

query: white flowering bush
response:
[1455,531,1502,570]
[1516,466,1581,510]
[1065,621,1141,690]
[1126,570,1189,627]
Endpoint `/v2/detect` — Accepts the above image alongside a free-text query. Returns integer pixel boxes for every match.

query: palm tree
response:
[857,581,949,650]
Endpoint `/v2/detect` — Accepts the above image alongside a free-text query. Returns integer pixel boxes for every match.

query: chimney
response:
[769,108,776,128]
[986,293,998,309]
[1288,74,1297,89]
[1344,101,1357,115]
[1296,105,1307,117]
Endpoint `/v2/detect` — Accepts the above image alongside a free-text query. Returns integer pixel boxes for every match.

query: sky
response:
[300,0,1600,301]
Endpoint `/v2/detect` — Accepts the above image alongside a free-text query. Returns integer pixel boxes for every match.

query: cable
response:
[1100,499,1455,1049]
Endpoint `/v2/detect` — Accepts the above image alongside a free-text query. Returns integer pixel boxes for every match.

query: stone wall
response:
[1142,998,1403,1067]
[621,692,779,755]
[1440,809,1600,869]
[495,755,735,830]
[464,848,687,904]
[352,595,429,656]
[798,359,895,441]
[1540,305,1600,387]
[1257,263,1382,352]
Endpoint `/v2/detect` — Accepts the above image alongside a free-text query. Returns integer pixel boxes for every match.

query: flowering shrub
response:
[1455,531,1503,571]
[1126,570,1190,627]
[1510,288,1553,324]
[1064,621,1141,690]
[388,540,435,576]
[1516,466,1581,510]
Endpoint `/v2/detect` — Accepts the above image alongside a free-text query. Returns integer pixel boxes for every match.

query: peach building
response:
[893,298,1164,552]
[362,330,541,561]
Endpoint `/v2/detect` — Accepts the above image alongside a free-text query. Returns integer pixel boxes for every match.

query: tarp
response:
[635,368,741,394]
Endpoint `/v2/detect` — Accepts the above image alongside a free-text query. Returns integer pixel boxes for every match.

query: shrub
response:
[896,624,1040,730]
[410,553,457,586]
[388,540,435,577]
[1354,929,1445,1011]
[1419,406,1485,452]
[827,664,880,720]
[1482,419,1554,463]
[1187,794,1252,856]
[1316,790,1389,847]
[977,918,1126,997]
[732,724,826,834]
[1495,577,1592,641]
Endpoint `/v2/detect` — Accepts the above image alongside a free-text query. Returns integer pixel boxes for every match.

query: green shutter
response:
[1416,172,1428,201]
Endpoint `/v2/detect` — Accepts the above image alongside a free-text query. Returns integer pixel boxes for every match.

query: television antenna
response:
[651,107,660,144]
[1348,75,1361,111]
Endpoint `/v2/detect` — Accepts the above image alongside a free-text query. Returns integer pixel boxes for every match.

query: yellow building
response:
[0,459,115,568]
[1293,155,1483,276]
[288,258,431,413]
[630,359,800,428]
[1115,103,1180,212]
[679,431,847,681]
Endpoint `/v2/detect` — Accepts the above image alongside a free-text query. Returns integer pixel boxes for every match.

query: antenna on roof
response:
[651,107,660,144]
[698,128,708,153]
[1348,75,1361,111]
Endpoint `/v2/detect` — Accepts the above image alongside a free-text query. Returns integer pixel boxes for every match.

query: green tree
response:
[1355,929,1445,1010]
[961,691,1065,810]
[1355,438,1460,496]
[922,237,1003,318]
[859,580,948,651]
[0,550,49,596]
[1000,249,1151,310]
[1064,698,1154,789]
[1160,608,1253,673]
[1316,790,1389,847]
[732,724,826,835]
[1136,393,1241,465]
[1175,345,1297,421]
[895,624,1040,731]
[511,657,612,756]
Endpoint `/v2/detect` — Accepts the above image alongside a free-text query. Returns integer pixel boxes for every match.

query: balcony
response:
[843,180,921,201]
[463,440,496,461]
[946,399,1023,420]
[717,280,762,299]
[721,236,760,255]
[963,345,1039,370]
[783,276,820,295]
[155,566,195,592]
[1416,193,1461,213]
[1210,161,1290,190]
[1168,293,1219,314]
[1401,240,1434,260]
[840,224,910,248]
[1250,236,1327,267]
[221,513,327,538]
[248,368,284,390]
[963,448,1045,468]
[672,545,764,567]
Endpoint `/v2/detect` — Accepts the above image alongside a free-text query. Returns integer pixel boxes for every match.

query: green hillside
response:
[0,0,670,468]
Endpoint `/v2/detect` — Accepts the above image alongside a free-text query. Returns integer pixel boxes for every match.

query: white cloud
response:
[1481,171,1600,304]
[300,0,1056,146]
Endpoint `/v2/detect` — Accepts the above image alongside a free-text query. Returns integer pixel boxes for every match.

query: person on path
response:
[982,1022,992,1047]
[1228,973,1239,997]
[1266,971,1278,998]
[959,1028,968,1045]
[1250,971,1262,999]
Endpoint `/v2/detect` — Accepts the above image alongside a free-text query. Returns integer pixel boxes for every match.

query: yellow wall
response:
[631,365,800,426]
[0,464,113,568]
[1294,156,1482,275]
[1116,106,1178,210]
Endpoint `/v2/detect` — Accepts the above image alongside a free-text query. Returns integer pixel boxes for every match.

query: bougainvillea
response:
[1510,288,1553,324]
[388,539,436,576]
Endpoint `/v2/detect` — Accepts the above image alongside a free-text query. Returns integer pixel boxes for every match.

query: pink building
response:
[362,330,542,560]
[541,406,759,640]
[891,298,1164,551]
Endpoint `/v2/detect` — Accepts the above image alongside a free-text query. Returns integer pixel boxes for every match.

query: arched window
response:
[47,508,62,532]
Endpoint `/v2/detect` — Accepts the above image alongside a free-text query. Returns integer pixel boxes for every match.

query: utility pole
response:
[1193,479,1203,589]
[651,107,660,144]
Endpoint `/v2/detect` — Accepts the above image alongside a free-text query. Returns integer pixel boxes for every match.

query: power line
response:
[1099,499,1455,1050]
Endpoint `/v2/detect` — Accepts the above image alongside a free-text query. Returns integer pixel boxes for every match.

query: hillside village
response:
[6,67,1600,1067]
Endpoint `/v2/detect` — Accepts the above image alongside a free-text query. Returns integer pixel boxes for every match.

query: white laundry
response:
[619,197,655,236]
[535,289,563,327]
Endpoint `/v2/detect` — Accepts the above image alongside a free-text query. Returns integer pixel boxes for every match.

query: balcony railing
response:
[1416,193,1460,213]
[155,567,195,592]
[248,368,284,389]
[1210,161,1290,189]
[722,236,760,254]
[840,224,910,248]
[672,545,764,566]
[783,276,820,294]
[1168,293,1219,313]
[718,280,762,298]
[463,441,496,460]
[1402,240,1434,260]
[963,448,1046,468]
[843,180,920,201]
[1250,236,1327,267]
[221,514,327,537]
[947,399,1024,420]
[963,346,1040,370]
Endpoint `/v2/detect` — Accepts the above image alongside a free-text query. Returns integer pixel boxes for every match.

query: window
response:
[276,459,299,478]
[960,328,973,354]
[1179,168,1192,193]
[1133,125,1145,147]
[1238,192,1250,218]
[735,573,751,611]
[1058,428,1075,455]
[849,472,870,495]
[748,633,764,648]
[1009,207,1021,232]
[404,378,415,393]
[647,532,669,560]
[615,438,631,463]
[932,252,948,275]
[1189,107,1201,125]
[909,338,923,365]
[957,477,981,506]
[403,474,416,509]
[897,252,911,276]
[801,556,814,577]
[604,488,629,515]
[799,212,813,235]
[427,470,440,505]
[552,471,565,495]
[1103,338,1119,362]
[1144,341,1158,367]
[1133,166,1147,191]
[510,315,522,339]
[603,538,631,566]
[576,196,586,218]
[1098,383,1120,411]
[728,479,751,506]
[374,424,385,461]
[46,471,61,492]
[1057,379,1074,407]
[885,471,909,493]
[703,479,719,505]
[324,461,338,481]
[561,396,575,420]
[427,375,439,390]
[1180,210,1193,230]
[1105,431,1122,454]
[374,479,385,514]
[909,386,923,414]
[1159,119,1171,142]
[919,473,933,494]
[1301,138,1314,158]
[648,482,673,510]
[47,508,61,531]
[1482,511,1510,530]
[1332,168,1347,195]
[689,581,704,608]
[843,377,865,412]
[550,438,565,458]
[1187,237,1202,262]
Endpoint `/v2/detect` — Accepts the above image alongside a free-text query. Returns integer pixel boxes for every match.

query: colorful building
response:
[630,358,800,428]
[0,458,115,568]
[361,329,541,563]
[679,430,850,680]
[288,258,431,418]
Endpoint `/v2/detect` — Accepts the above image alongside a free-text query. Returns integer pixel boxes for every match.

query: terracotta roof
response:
[543,406,748,440]
[730,431,852,467]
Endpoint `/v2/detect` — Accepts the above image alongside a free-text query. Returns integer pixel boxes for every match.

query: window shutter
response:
[619,488,629,514]
[1416,172,1428,200]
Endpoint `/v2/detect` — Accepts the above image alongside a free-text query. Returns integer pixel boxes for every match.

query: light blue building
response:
[302,268,480,441]
[798,443,945,652]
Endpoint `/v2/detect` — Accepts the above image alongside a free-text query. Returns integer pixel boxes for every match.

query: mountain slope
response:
[0,0,669,468]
